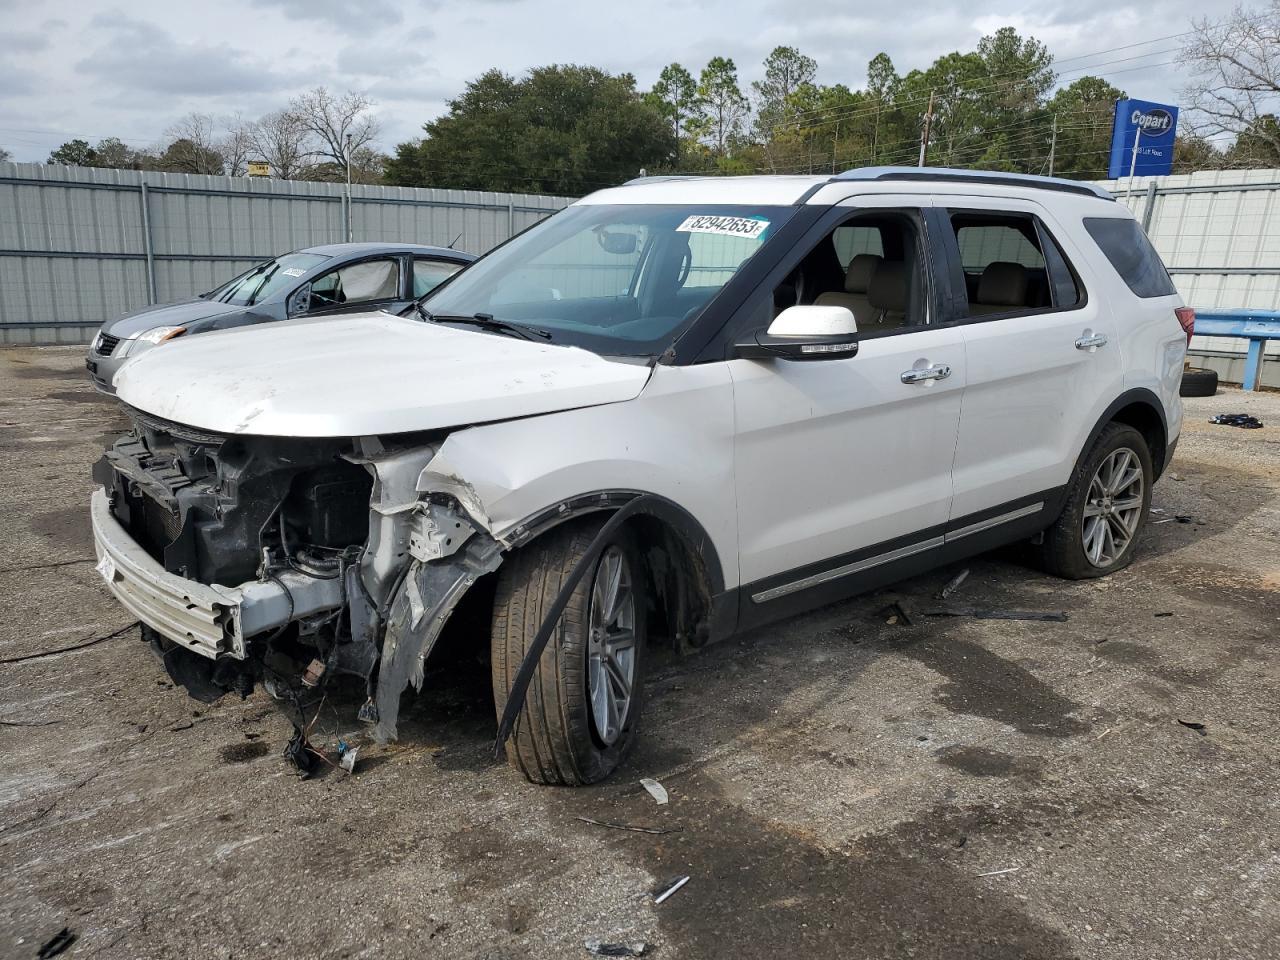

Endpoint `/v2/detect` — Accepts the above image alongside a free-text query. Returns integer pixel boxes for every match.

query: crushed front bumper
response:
[90,488,343,659]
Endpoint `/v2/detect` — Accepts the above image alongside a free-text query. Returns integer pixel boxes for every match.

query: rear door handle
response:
[901,363,952,384]
[1075,333,1108,350]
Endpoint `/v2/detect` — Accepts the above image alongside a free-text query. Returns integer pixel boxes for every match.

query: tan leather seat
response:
[815,253,882,325]
[969,261,1030,315]
[865,260,908,328]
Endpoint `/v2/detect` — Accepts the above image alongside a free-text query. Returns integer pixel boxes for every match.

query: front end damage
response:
[92,407,506,741]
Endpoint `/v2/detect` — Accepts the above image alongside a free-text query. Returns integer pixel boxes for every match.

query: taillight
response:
[1175,307,1194,346]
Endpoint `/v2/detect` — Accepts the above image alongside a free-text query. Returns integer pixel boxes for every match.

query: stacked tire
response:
[1180,367,1218,397]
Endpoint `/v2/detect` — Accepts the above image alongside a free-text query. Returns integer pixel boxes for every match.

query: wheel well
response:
[1110,401,1168,476]
[625,513,716,651]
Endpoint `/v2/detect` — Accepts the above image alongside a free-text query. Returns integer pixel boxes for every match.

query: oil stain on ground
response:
[559,772,1076,960]
[895,636,1090,737]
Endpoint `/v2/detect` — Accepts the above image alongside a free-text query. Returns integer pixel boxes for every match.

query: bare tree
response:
[290,87,379,168]
[219,116,255,177]
[162,113,226,174]
[0,147,12,163]
[248,109,315,180]
[1182,3,1280,161]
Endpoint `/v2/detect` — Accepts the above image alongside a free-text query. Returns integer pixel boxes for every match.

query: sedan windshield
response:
[423,204,794,355]
[206,253,329,307]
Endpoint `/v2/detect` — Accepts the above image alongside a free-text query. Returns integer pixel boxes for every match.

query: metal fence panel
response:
[0,161,571,343]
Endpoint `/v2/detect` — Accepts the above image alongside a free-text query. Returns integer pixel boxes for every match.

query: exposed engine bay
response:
[91,406,504,743]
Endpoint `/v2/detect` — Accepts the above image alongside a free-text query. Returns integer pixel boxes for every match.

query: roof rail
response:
[621,174,703,186]
[833,166,1114,201]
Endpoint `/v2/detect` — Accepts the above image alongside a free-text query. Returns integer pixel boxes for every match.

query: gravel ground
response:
[2,346,1278,960]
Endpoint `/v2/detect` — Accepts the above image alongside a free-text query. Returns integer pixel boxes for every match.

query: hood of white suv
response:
[112,312,653,437]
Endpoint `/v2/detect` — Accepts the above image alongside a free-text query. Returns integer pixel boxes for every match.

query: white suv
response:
[91,167,1191,785]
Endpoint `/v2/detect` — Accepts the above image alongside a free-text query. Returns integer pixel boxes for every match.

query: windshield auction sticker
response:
[676,215,770,239]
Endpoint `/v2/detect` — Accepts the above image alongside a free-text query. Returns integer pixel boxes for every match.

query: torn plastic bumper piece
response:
[91,487,344,659]
[373,527,503,742]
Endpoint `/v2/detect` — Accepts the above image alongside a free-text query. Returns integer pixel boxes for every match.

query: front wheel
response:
[491,517,646,785]
[1039,422,1153,580]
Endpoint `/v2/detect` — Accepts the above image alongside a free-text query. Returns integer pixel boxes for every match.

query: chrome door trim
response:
[750,500,1046,604]
[944,502,1044,542]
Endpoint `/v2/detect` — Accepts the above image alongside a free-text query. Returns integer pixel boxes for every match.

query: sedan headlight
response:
[135,325,187,345]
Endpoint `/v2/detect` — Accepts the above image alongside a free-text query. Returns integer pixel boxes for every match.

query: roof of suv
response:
[579,166,1116,207]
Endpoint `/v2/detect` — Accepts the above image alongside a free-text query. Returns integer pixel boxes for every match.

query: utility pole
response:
[917,90,936,167]
[344,132,353,243]
[1047,114,1058,177]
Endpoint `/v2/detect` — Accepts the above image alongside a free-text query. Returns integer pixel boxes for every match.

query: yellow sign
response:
[247,161,270,177]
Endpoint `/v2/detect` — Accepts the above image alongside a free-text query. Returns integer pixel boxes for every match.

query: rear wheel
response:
[1040,422,1152,579]
[491,517,646,785]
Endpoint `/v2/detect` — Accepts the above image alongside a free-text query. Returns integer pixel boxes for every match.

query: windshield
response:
[207,252,329,306]
[422,204,793,355]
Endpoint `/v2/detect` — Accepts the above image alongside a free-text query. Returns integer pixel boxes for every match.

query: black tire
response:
[1039,422,1153,580]
[1180,366,1218,397]
[491,517,647,786]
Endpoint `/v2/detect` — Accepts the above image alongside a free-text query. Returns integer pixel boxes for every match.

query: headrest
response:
[976,261,1029,307]
[868,260,907,313]
[844,253,882,294]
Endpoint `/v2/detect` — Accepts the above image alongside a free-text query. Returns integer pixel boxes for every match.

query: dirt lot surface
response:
[2,345,1278,960]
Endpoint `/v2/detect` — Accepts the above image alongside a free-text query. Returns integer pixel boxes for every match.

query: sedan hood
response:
[113,313,652,437]
[104,298,242,338]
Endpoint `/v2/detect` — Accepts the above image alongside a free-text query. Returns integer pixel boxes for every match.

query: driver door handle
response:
[1075,333,1108,350]
[901,363,952,384]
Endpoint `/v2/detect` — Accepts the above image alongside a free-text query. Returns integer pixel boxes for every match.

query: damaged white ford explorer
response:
[92,167,1190,784]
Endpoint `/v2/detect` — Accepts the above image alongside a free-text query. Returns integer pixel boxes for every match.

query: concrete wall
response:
[0,162,571,344]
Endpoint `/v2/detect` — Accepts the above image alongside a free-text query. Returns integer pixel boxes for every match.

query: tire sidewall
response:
[564,527,647,783]
[1051,424,1153,579]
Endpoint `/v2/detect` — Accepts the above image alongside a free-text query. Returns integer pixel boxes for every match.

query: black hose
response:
[492,495,657,757]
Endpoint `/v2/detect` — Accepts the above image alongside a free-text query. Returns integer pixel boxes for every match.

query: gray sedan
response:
[87,242,475,393]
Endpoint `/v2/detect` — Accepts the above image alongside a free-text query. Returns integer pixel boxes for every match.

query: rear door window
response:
[1083,217,1177,298]
[413,258,463,298]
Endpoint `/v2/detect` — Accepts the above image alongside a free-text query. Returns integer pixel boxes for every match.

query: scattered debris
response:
[1168,472,1184,481]
[283,726,320,777]
[576,816,678,835]
[168,719,194,732]
[339,743,359,774]
[926,608,1068,623]
[0,717,60,727]
[1177,720,1208,737]
[1175,515,1197,524]
[585,939,649,957]
[1151,518,1175,524]
[977,867,1021,878]
[36,927,76,959]
[640,778,669,805]
[1209,413,1263,429]
[939,568,970,600]
[878,600,913,626]
[357,698,379,724]
[653,875,690,904]
[1154,612,1173,618]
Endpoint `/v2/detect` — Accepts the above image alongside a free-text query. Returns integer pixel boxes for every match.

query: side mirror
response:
[286,283,311,317]
[733,305,859,361]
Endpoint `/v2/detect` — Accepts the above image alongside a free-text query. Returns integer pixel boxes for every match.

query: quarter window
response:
[1083,217,1177,298]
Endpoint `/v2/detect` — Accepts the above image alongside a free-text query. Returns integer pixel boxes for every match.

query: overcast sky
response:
[0,0,1236,163]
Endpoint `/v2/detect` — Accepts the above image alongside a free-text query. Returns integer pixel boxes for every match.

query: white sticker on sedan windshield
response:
[282,267,307,277]
[676,215,770,239]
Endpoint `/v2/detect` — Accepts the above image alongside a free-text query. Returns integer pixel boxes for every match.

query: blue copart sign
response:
[1107,98,1179,179]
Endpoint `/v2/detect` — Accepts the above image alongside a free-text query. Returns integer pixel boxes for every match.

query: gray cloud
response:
[249,0,403,35]
[76,13,301,97]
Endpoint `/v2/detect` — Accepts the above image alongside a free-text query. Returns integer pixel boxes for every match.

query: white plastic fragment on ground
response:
[639,777,668,805]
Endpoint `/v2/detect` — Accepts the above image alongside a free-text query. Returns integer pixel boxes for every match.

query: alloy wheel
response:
[587,545,637,746]
[1082,446,1144,567]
